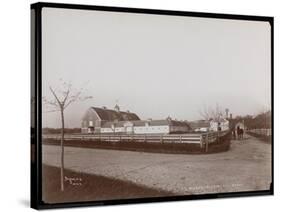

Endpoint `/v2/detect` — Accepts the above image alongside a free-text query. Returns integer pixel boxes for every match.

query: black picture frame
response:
[31,2,274,210]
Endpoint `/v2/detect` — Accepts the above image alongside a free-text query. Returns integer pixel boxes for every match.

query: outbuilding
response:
[81,105,191,134]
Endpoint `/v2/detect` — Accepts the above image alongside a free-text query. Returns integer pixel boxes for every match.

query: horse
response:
[237,127,244,140]
[232,129,236,140]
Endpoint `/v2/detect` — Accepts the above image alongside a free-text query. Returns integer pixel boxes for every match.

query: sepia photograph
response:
[31,2,273,209]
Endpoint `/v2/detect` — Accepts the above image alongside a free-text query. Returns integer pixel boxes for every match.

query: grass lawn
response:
[42,164,174,204]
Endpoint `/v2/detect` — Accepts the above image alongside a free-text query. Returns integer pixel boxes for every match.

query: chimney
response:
[230,113,233,119]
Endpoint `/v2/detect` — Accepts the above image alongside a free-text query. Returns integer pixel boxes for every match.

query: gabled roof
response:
[91,107,140,121]
[169,120,191,127]
[188,120,210,130]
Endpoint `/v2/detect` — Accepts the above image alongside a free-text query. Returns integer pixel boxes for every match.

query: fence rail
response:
[247,128,272,136]
[43,131,229,146]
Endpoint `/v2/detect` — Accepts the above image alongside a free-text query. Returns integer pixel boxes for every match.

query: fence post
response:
[180,135,182,143]
[200,135,203,148]
[205,133,209,153]
[161,135,163,144]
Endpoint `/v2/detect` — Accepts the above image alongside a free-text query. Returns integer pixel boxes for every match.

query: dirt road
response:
[42,134,271,195]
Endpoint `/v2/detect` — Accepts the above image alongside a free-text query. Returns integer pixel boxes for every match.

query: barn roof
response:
[169,120,191,127]
[188,120,210,130]
[91,107,140,121]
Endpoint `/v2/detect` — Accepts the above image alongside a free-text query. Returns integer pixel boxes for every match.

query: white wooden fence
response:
[247,129,272,136]
[43,131,229,147]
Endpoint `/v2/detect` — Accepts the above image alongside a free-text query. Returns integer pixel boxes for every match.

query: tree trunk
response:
[60,108,65,191]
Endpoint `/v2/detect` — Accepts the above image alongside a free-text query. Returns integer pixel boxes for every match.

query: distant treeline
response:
[43,128,81,134]
[235,111,271,129]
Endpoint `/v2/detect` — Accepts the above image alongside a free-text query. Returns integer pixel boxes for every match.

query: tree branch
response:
[49,86,62,108]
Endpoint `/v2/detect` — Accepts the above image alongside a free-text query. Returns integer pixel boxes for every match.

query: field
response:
[42,133,272,203]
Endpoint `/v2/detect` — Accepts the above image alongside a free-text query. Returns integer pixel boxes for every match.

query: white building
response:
[210,118,229,131]
[100,119,190,134]
[81,106,191,134]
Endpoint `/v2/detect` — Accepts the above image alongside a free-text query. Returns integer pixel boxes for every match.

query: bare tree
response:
[199,104,213,121]
[43,81,92,191]
[199,103,224,121]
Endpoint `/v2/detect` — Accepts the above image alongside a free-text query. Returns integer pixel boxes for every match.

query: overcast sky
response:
[41,7,271,128]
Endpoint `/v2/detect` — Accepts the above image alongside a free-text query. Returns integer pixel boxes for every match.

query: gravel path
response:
[42,134,271,195]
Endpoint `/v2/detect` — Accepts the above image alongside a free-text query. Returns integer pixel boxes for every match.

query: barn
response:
[81,105,191,134]
[81,105,140,133]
